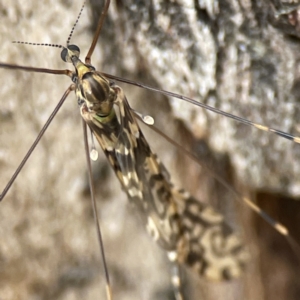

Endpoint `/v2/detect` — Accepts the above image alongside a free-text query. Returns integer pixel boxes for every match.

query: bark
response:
[0,1,300,300]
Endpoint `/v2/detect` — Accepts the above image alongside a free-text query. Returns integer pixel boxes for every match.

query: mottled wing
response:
[81,82,248,280]
[114,87,182,250]
[170,188,248,280]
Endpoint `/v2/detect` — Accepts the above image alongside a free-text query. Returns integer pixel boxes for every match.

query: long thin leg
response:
[82,120,112,300]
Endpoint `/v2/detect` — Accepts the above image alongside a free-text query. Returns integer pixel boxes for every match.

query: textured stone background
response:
[1,1,300,300]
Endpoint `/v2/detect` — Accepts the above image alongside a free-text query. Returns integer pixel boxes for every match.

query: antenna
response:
[12,41,63,49]
[12,1,87,51]
[66,1,86,46]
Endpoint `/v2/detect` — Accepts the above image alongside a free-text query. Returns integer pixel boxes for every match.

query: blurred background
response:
[1,1,300,299]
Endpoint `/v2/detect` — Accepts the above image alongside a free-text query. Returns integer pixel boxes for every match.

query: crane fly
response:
[1,1,300,300]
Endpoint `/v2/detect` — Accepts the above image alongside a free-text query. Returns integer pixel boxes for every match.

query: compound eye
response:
[60,45,80,63]
[68,44,80,55]
[60,48,68,62]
